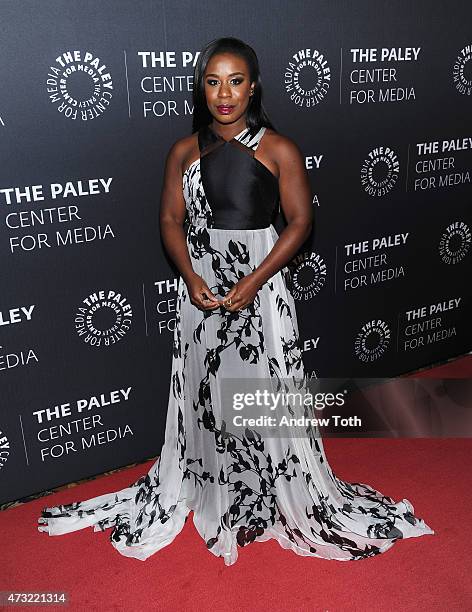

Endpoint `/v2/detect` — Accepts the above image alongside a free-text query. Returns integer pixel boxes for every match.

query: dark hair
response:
[191,37,276,133]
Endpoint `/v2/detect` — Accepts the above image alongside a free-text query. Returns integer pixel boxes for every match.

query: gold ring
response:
[226,298,232,306]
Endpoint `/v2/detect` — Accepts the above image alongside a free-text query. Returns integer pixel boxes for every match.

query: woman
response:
[38,37,434,565]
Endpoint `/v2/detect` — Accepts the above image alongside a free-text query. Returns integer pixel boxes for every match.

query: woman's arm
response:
[251,134,313,286]
[159,140,196,284]
[159,140,220,310]
[222,134,313,311]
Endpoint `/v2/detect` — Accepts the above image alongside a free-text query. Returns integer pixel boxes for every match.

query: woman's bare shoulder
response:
[165,132,199,173]
[263,128,304,164]
[167,132,198,158]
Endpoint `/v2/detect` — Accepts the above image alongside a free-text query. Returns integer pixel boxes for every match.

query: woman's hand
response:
[221,273,262,312]
[185,272,221,311]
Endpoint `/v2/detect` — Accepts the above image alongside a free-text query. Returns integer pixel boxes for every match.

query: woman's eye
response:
[206,78,244,86]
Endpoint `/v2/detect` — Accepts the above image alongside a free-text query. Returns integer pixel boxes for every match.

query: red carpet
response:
[1,355,471,611]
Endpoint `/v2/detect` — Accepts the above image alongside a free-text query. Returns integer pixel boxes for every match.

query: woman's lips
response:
[216,105,235,115]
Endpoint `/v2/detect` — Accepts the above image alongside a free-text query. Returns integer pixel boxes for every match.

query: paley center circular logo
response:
[452,44,472,96]
[284,48,331,107]
[361,146,400,197]
[289,251,327,300]
[46,50,114,120]
[74,289,133,347]
[439,220,471,264]
[354,319,391,362]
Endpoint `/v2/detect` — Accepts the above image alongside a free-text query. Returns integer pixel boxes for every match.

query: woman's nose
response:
[218,84,231,97]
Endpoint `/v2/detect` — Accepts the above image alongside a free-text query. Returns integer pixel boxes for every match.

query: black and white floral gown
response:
[38,123,434,565]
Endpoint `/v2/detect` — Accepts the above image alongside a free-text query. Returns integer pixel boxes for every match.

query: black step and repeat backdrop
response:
[1,0,471,504]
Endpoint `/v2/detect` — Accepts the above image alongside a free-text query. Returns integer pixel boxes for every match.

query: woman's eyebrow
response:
[205,72,245,77]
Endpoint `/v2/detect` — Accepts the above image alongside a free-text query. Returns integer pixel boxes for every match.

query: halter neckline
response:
[206,123,250,143]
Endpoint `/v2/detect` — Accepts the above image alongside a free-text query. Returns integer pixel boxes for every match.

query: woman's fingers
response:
[191,283,221,310]
[200,284,221,309]
[192,293,217,310]
[201,285,220,303]
[201,296,221,309]
[190,281,251,312]
[222,289,237,310]
[222,293,247,312]
[222,288,252,311]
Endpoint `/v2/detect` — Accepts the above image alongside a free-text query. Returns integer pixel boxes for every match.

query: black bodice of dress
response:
[198,124,279,230]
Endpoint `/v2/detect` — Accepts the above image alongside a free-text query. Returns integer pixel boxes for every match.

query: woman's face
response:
[203,52,255,124]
